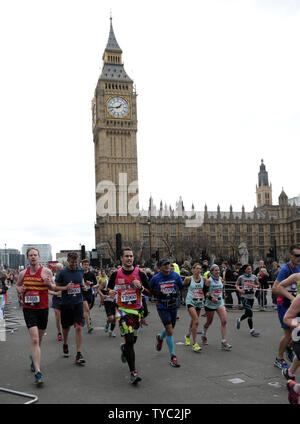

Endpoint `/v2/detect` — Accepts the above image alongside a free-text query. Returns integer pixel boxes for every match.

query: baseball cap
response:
[158,258,171,267]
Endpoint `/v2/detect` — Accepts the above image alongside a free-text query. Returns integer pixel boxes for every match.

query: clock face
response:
[107,97,129,118]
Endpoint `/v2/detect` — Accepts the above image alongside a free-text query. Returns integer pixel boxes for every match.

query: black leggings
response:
[240,298,254,330]
[122,333,138,372]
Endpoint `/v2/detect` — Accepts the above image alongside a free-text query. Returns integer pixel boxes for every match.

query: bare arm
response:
[283,295,300,328]
[276,273,299,301]
[183,276,191,287]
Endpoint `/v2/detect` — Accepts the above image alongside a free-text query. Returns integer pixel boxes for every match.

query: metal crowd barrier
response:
[0,387,38,404]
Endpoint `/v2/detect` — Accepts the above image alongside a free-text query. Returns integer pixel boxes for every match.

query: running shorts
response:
[277,304,290,330]
[293,341,300,361]
[82,290,93,305]
[61,303,84,329]
[116,309,141,336]
[157,307,177,327]
[23,308,49,330]
[187,304,201,312]
[104,301,116,317]
[51,295,62,310]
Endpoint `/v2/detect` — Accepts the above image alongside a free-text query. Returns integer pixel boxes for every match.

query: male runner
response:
[272,245,300,369]
[282,292,300,404]
[98,274,117,337]
[107,248,150,384]
[82,259,97,333]
[16,247,56,385]
[150,258,184,367]
[55,252,86,365]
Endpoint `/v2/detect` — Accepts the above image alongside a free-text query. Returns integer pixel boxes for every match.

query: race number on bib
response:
[292,317,300,342]
[25,291,40,305]
[121,289,137,304]
[160,283,175,295]
[193,289,203,300]
[67,284,81,296]
[212,289,222,300]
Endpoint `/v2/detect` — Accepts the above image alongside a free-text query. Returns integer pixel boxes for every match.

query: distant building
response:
[0,248,25,269]
[22,244,52,265]
[93,19,300,267]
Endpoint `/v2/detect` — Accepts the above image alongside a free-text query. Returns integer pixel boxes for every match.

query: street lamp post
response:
[147,217,152,264]
[4,243,7,269]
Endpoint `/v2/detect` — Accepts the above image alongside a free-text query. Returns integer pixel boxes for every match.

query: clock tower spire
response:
[93,18,139,263]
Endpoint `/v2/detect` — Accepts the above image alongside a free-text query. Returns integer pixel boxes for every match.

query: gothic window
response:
[259,225,264,233]
[210,224,215,232]
[223,225,228,233]
[259,236,264,245]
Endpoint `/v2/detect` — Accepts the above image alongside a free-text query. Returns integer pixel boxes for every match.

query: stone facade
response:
[93,20,300,266]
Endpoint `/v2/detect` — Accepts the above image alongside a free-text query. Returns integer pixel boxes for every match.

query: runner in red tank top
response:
[16,247,56,385]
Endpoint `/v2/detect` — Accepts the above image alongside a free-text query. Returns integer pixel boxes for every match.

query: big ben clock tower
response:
[92,18,139,262]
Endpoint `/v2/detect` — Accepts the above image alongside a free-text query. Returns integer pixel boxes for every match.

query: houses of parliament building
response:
[92,19,300,266]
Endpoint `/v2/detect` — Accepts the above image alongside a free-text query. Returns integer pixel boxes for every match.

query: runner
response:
[16,247,56,385]
[82,259,97,333]
[107,248,150,384]
[55,252,86,366]
[277,272,300,387]
[235,264,260,337]
[48,263,63,341]
[183,263,203,352]
[202,264,232,351]
[272,244,300,370]
[98,275,117,337]
[150,258,184,367]
[281,290,300,404]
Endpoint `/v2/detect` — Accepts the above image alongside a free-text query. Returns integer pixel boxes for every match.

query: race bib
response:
[212,289,222,300]
[121,289,137,304]
[160,283,175,295]
[67,284,81,296]
[193,289,203,300]
[25,291,40,305]
[292,317,300,342]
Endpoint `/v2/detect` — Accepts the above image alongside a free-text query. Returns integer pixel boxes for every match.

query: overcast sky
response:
[1,0,300,258]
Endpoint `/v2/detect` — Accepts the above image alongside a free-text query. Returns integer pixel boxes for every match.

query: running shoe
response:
[57,333,62,342]
[141,319,148,326]
[185,335,191,346]
[286,346,295,363]
[287,380,300,404]
[109,330,116,337]
[274,358,289,370]
[120,343,127,363]
[170,355,180,367]
[282,368,296,381]
[87,325,94,333]
[75,352,85,366]
[29,355,35,373]
[192,343,202,353]
[104,323,109,333]
[34,371,44,386]
[201,335,208,345]
[63,344,69,358]
[221,341,232,351]
[156,334,163,351]
[236,318,241,330]
[130,371,142,385]
[250,329,260,337]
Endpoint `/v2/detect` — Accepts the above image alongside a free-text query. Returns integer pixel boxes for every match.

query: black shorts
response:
[23,308,49,330]
[61,303,84,329]
[51,295,62,310]
[293,341,300,361]
[187,304,201,312]
[104,301,116,317]
[82,290,93,305]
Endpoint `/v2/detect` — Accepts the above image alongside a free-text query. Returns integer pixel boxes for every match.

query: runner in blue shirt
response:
[150,258,184,367]
[272,244,300,370]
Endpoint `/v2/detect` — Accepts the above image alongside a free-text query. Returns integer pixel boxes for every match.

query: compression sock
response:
[160,328,167,340]
[166,335,175,356]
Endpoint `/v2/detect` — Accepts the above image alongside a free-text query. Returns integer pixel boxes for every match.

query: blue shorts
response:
[277,304,290,330]
[157,308,177,327]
